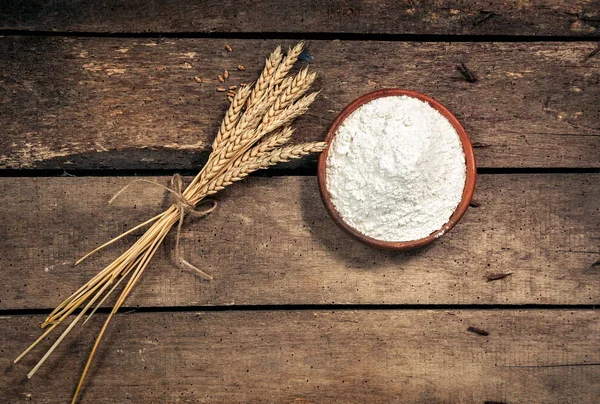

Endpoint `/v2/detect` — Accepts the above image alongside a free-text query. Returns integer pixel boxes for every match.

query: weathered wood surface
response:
[1,174,597,309]
[2,310,599,403]
[1,38,599,170]
[1,0,599,36]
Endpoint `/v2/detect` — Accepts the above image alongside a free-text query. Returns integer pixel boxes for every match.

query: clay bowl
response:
[317,89,477,250]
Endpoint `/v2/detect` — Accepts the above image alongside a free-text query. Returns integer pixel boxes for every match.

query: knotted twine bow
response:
[106,174,217,280]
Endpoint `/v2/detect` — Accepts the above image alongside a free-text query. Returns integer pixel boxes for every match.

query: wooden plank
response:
[1,174,598,309]
[1,0,599,36]
[1,38,598,170]
[2,310,599,403]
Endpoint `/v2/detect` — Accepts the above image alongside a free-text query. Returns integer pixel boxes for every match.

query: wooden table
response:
[1,2,599,402]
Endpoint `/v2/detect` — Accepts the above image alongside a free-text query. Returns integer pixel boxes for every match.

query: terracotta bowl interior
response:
[317,89,477,250]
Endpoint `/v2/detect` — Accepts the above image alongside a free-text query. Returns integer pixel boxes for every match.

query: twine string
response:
[108,174,217,280]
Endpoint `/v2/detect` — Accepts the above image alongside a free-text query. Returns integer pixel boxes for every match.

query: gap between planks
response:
[1,30,600,42]
[0,303,599,318]
[1,167,600,178]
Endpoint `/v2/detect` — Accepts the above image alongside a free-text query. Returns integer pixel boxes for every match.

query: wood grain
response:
[1,38,599,170]
[2,310,599,403]
[1,0,599,36]
[1,174,597,309]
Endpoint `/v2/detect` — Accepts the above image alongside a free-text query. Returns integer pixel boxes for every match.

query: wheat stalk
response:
[16,42,326,404]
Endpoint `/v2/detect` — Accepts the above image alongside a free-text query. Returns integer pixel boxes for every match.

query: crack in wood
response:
[585,43,600,61]
[486,273,512,282]
[473,11,497,27]
[564,11,600,23]
[467,326,490,336]
[503,362,600,368]
[456,62,478,82]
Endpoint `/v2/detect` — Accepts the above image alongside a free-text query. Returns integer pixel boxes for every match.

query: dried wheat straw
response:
[16,42,325,404]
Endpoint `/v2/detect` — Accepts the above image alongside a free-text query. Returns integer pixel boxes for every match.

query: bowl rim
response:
[317,88,477,250]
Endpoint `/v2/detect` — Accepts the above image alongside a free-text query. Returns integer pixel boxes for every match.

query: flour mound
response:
[326,95,467,242]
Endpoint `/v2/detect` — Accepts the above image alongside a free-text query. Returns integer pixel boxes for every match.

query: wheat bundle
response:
[15,42,326,403]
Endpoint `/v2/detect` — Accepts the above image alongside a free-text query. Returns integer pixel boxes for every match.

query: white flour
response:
[326,95,466,242]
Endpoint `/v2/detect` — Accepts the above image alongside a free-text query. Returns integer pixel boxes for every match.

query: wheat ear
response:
[189,76,315,201]
[246,46,282,108]
[198,142,327,199]
[192,48,282,189]
[212,85,252,154]
[187,91,319,207]
[268,42,305,88]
